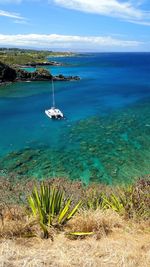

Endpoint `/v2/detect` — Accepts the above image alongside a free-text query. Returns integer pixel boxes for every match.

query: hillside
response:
[0,177,149,267]
[0,48,75,66]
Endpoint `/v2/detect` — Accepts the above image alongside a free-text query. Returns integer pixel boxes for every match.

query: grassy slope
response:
[0,209,150,267]
[0,177,149,266]
[0,48,75,65]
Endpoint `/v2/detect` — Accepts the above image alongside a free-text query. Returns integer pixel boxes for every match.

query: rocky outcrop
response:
[16,68,53,81]
[16,68,80,82]
[20,61,63,67]
[0,63,80,85]
[53,74,80,81]
[0,62,16,83]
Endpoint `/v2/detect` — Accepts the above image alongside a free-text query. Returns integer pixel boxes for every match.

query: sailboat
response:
[45,79,64,119]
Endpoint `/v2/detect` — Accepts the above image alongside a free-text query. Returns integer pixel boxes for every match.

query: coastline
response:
[0,75,80,86]
[0,81,12,86]
[16,61,64,68]
[1,53,150,185]
[0,60,80,86]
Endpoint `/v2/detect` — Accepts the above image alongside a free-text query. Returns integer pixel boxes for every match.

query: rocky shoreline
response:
[18,61,64,68]
[0,61,80,85]
[16,75,80,82]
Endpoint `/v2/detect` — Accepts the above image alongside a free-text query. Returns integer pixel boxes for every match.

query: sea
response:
[0,53,150,185]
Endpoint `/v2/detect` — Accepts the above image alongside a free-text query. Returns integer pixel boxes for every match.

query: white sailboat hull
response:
[45,79,64,120]
[45,108,64,119]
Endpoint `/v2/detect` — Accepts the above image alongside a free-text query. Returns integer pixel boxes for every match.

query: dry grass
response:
[0,205,123,240]
[0,205,36,238]
[0,205,56,239]
[0,177,149,266]
[0,229,150,267]
[66,209,123,239]
[0,206,149,267]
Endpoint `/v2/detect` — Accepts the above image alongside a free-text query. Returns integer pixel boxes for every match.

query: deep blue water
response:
[0,53,150,184]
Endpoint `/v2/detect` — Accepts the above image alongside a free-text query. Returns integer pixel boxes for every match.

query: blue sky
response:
[0,0,150,51]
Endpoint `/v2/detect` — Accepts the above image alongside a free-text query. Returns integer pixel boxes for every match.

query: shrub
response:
[101,180,150,220]
[101,192,125,214]
[28,183,82,238]
[84,189,103,210]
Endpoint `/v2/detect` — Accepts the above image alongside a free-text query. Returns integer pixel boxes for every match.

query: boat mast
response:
[52,78,55,107]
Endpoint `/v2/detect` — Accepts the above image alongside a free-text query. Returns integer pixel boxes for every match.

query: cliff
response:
[0,62,17,82]
[0,62,80,84]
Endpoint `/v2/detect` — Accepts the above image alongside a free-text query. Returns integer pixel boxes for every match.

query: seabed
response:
[0,98,150,185]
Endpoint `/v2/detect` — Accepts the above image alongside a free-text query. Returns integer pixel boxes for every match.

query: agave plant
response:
[66,232,95,239]
[100,183,150,219]
[28,183,82,238]
[101,192,125,213]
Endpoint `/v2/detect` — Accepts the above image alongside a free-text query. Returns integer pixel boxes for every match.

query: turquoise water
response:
[0,53,150,184]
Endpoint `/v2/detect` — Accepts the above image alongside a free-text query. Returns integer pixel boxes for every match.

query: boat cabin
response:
[45,107,64,119]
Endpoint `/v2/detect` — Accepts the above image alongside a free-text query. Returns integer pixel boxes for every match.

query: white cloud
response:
[53,0,141,19]
[128,19,150,26]
[0,9,24,19]
[53,0,150,25]
[0,33,142,51]
[1,1,149,25]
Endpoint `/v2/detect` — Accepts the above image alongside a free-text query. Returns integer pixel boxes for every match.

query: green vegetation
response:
[84,180,150,220]
[102,192,125,213]
[0,177,149,240]
[0,48,75,66]
[0,49,79,83]
[28,183,82,238]
[102,182,150,219]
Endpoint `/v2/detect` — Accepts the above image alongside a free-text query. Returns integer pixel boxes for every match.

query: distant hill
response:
[0,48,79,84]
[0,48,76,66]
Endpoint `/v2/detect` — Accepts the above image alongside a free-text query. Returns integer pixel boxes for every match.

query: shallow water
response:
[0,53,150,184]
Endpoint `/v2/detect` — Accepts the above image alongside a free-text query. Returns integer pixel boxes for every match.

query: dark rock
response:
[0,62,80,84]
[16,67,53,81]
[53,75,80,81]
[0,61,16,82]
[21,61,63,67]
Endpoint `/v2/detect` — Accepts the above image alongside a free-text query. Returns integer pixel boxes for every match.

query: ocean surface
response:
[0,53,150,184]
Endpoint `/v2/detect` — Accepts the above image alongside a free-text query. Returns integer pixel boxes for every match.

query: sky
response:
[0,0,150,51]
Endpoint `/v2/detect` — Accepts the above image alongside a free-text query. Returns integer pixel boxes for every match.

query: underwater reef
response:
[0,98,150,185]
